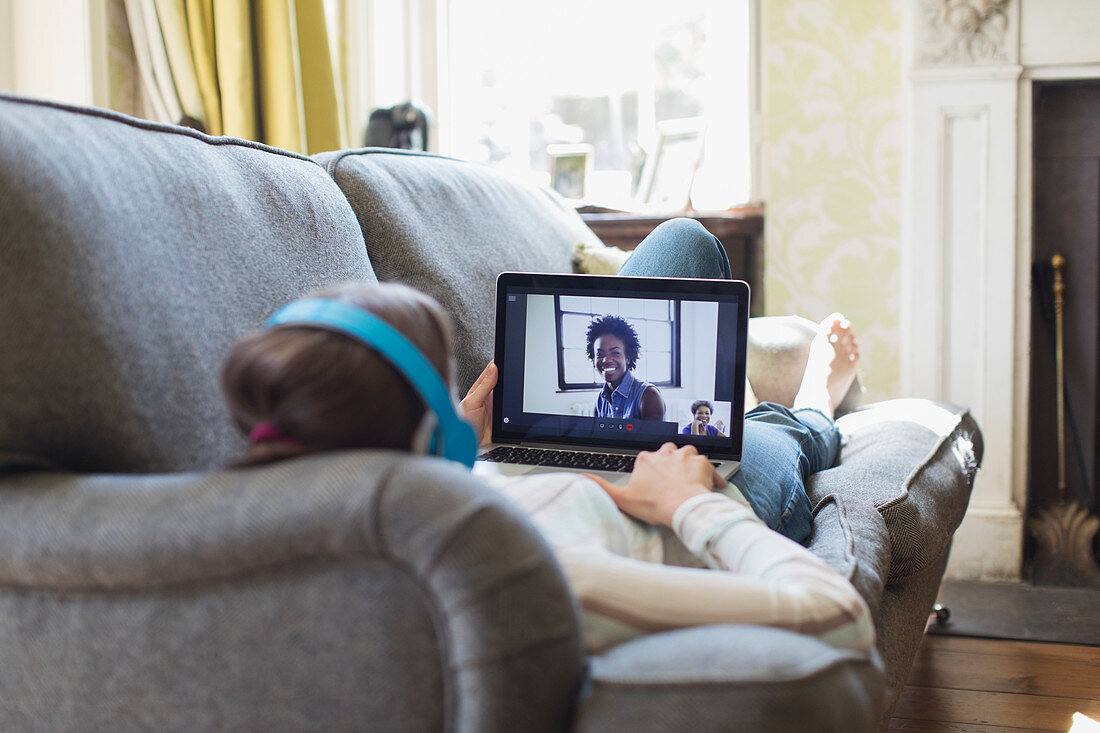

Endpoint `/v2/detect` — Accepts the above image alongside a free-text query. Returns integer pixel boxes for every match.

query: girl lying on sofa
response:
[219,220,873,653]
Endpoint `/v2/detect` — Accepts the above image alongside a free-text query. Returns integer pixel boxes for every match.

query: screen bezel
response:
[491,271,751,460]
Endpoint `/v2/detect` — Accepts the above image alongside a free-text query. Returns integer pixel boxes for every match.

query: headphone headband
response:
[266,298,477,468]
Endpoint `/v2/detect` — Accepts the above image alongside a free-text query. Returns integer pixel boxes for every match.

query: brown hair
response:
[222,281,454,467]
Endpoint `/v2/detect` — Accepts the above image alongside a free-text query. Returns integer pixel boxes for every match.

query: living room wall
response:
[761,0,902,400]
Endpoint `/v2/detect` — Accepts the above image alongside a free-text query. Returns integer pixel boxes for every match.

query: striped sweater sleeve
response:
[669,492,875,650]
[556,492,875,653]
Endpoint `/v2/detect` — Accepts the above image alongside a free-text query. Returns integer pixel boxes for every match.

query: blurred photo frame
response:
[636,118,706,213]
[548,143,593,201]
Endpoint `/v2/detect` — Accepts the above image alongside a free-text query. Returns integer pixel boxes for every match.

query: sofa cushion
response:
[809,399,982,582]
[0,94,372,474]
[313,149,604,392]
[574,240,632,274]
[575,625,883,733]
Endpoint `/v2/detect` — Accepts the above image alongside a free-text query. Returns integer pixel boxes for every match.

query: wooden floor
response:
[889,634,1100,732]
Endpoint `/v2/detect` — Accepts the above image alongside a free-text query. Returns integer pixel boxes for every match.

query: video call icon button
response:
[617,424,623,430]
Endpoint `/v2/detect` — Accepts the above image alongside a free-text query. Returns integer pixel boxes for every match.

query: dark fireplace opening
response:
[1027,80,1100,585]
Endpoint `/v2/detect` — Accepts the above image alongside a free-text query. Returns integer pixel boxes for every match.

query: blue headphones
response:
[266,297,478,469]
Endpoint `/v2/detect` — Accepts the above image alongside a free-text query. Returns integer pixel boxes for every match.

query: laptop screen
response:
[492,272,750,460]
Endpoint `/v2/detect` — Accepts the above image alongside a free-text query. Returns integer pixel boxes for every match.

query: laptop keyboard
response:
[480,446,637,473]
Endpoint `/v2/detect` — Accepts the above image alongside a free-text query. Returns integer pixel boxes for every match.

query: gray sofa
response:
[0,93,982,732]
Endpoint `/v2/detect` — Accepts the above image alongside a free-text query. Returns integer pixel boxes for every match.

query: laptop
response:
[473,271,750,486]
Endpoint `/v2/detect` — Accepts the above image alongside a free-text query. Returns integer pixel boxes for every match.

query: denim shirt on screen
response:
[594,371,652,419]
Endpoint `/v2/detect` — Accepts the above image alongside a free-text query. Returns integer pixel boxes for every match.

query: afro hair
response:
[690,400,714,416]
[585,314,641,371]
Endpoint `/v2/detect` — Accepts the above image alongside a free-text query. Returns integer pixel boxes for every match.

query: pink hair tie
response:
[248,421,300,446]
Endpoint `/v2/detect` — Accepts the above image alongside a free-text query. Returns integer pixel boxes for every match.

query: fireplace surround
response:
[903,0,1100,580]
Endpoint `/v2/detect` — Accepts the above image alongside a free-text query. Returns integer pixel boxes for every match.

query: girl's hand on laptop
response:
[584,443,725,527]
[460,361,497,446]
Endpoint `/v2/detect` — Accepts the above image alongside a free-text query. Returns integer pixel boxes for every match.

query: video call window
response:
[554,295,680,390]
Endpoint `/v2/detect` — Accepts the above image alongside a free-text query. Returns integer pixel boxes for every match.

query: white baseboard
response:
[944,501,1024,581]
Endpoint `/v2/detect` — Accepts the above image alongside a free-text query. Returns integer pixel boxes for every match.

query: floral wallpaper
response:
[761,0,902,400]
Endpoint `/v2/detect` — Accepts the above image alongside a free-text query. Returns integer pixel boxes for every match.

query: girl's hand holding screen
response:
[460,361,497,447]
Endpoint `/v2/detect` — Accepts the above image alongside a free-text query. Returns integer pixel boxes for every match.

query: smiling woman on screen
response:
[681,400,726,437]
[586,315,665,421]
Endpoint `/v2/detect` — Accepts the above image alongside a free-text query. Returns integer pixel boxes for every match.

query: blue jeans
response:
[617,217,733,279]
[617,218,838,543]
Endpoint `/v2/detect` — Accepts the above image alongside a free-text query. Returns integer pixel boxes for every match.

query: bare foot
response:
[792,313,860,418]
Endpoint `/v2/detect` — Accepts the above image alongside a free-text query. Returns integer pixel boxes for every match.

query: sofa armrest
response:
[574,625,884,733]
[812,399,983,583]
[0,452,584,732]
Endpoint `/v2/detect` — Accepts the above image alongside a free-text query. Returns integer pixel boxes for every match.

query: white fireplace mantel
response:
[902,0,1100,580]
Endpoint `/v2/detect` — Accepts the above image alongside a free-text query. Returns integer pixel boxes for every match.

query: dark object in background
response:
[364,101,431,151]
[178,115,207,134]
[1033,257,1091,515]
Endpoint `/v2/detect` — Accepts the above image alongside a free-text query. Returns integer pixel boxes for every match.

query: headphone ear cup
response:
[437,419,479,468]
[410,411,439,455]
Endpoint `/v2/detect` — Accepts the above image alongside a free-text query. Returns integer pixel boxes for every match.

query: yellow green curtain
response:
[124,0,346,154]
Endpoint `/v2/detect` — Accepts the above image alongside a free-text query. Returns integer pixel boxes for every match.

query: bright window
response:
[444,0,753,210]
[555,295,681,390]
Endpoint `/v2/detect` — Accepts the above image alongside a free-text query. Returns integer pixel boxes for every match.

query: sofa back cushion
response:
[314,149,603,392]
[0,95,373,474]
